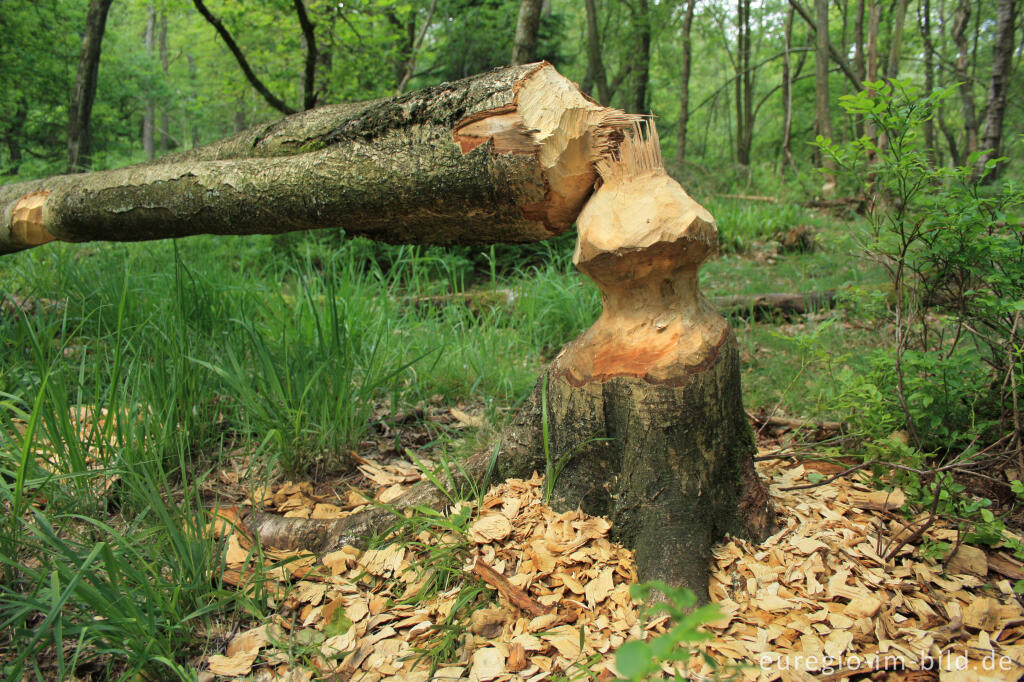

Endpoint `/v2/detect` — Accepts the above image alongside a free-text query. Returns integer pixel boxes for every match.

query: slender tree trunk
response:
[66,0,114,173]
[143,3,156,161]
[781,6,796,173]
[159,6,170,154]
[735,0,753,165]
[853,0,865,82]
[676,0,697,167]
[952,0,978,164]
[315,4,335,101]
[886,0,909,78]
[583,0,610,103]
[864,0,880,149]
[631,0,651,113]
[2,99,28,176]
[511,0,544,65]
[815,0,835,192]
[734,2,745,165]
[938,105,959,165]
[919,0,936,162]
[976,0,1018,180]
[852,0,866,136]
[1,64,641,254]
[294,0,318,110]
[396,0,438,94]
[187,53,199,148]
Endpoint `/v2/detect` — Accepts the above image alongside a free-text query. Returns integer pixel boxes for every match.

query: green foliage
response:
[818,81,1024,455]
[613,582,720,681]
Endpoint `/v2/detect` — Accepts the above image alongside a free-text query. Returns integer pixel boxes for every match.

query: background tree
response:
[66,0,114,172]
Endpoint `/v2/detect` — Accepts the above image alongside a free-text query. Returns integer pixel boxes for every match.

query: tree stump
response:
[498,125,774,598]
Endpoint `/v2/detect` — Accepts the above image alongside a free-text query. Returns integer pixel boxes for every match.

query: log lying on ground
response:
[713,291,838,319]
[1,63,638,254]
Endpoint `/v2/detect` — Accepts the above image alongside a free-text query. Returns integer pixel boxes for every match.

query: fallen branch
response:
[748,411,848,438]
[401,289,516,312]
[241,449,491,553]
[711,193,778,203]
[712,291,838,319]
[468,556,550,617]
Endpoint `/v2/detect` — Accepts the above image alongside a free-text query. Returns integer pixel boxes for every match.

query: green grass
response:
[0,199,885,677]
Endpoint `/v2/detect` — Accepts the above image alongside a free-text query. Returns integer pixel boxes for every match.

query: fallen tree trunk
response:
[713,291,838,319]
[1,63,638,254]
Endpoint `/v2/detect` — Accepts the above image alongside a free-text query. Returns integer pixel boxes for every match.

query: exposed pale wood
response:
[987,552,1024,580]
[7,192,55,248]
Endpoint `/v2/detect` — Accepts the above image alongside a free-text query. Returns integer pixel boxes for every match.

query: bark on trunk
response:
[815,0,836,194]
[143,3,156,161]
[582,0,610,104]
[676,0,696,167]
[975,0,1018,180]
[886,0,909,78]
[1,64,640,255]
[952,0,978,164]
[511,0,544,65]
[66,0,114,173]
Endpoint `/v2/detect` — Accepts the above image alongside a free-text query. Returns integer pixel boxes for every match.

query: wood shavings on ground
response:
[205,456,1024,681]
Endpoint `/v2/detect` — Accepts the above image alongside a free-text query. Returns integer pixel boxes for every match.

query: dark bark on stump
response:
[497,336,772,601]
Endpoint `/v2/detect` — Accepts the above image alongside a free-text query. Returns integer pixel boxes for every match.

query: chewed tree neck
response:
[552,131,730,387]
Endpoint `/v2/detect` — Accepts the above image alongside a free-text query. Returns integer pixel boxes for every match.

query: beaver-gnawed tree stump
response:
[498,125,774,599]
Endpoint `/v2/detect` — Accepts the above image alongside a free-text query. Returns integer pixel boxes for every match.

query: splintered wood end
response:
[452,63,643,234]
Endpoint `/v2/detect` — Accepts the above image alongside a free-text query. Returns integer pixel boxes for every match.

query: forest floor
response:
[3,198,1020,680]
[198,423,1024,682]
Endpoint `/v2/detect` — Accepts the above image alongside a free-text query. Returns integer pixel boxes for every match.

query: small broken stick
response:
[468,556,550,618]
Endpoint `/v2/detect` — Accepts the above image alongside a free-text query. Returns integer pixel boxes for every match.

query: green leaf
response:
[323,606,353,637]
[615,640,653,680]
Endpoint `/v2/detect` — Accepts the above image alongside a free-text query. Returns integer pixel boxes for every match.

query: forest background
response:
[2,0,1020,187]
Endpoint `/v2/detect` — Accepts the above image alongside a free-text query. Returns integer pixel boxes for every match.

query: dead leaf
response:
[207,650,257,677]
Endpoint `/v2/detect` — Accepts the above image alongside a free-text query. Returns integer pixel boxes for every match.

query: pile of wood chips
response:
[205,453,1024,682]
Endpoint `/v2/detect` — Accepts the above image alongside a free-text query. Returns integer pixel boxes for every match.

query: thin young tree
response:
[975,0,1018,180]
[676,0,697,168]
[67,0,114,173]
